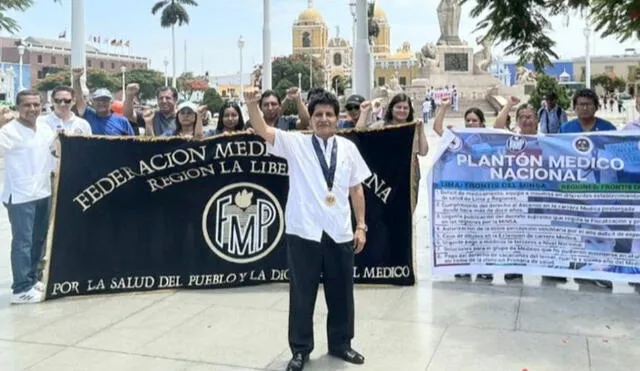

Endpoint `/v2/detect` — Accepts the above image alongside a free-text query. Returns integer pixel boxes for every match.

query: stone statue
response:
[388,71,403,92]
[516,66,537,84]
[437,0,462,45]
[415,43,439,74]
[473,35,493,74]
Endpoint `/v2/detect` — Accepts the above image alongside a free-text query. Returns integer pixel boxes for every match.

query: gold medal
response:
[325,193,336,206]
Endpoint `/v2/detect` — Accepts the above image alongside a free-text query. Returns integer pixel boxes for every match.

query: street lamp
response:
[121,66,126,101]
[17,44,25,91]
[349,0,357,91]
[263,0,272,90]
[163,57,169,86]
[583,23,591,89]
[298,72,302,91]
[238,35,245,100]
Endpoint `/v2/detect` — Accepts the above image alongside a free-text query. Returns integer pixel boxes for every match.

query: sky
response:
[6,0,640,77]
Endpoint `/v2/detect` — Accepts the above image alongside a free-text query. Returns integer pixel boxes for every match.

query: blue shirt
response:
[338,119,356,129]
[559,117,616,133]
[83,107,135,136]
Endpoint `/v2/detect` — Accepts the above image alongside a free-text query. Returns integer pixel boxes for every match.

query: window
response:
[88,60,92,67]
[302,32,311,48]
[333,53,342,66]
[604,65,614,73]
[399,76,407,86]
[37,70,45,79]
[111,62,115,69]
[378,77,385,86]
[37,55,43,63]
[51,56,56,64]
[100,61,104,69]
[64,57,69,65]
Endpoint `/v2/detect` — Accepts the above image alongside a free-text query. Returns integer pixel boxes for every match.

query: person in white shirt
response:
[245,88,371,371]
[0,90,56,304]
[37,86,92,135]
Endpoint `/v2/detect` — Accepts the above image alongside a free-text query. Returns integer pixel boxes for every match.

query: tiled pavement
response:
[0,123,638,371]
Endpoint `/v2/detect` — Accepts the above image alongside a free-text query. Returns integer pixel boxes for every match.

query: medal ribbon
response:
[311,136,337,192]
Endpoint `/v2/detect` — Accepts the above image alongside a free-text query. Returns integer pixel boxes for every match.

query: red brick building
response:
[0,36,148,88]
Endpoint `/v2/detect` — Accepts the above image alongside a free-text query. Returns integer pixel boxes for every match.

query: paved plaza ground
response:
[0,113,639,371]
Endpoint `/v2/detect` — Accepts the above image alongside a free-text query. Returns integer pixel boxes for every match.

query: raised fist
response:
[509,96,521,105]
[244,88,261,105]
[71,67,84,79]
[360,100,372,112]
[126,83,140,96]
[441,96,451,106]
[286,87,300,99]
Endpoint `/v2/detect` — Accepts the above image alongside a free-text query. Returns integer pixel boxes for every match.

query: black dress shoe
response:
[329,348,365,365]
[286,353,308,371]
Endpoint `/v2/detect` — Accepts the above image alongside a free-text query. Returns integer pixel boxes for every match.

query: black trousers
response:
[286,233,355,356]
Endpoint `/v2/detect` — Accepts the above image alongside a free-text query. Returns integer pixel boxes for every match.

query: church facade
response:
[291,1,420,91]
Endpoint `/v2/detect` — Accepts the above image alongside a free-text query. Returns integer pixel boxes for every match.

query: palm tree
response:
[151,0,198,88]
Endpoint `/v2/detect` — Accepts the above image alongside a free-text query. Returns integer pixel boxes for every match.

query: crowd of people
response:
[1,68,639,370]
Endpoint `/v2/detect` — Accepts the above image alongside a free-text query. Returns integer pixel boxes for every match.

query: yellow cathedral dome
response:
[373,4,387,21]
[297,8,324,23]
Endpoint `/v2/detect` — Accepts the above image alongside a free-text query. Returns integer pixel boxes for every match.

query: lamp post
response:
[298,72,302,91]
[163,57,169,86]
[238,35,245,100]
[17,44,25,91]
[121,66,126,101]
[583,22,591,89]
[262,0,272,89]
[354,0,371,98]
[349,0,357,91]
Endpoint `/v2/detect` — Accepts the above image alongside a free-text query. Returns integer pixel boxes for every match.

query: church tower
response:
[292,0,328,59]
[372,3,391,54]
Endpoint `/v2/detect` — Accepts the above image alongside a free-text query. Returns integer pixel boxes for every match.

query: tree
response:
[202,88,224,115]
[368,1,380,45]
[151,0,198,88]
[35,70,70,92]
[591,73,627,93]
[0,0,61,33]
[85,69,120,92]
[271,54,325,93]
[461,0,640,72]
[528,73,572,112]
[176,72,209,100]
[124,69,166,100]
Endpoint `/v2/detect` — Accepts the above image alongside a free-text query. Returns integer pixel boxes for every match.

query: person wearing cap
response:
[123,83,178,136]
[538,92,568,134]
[338,94,365,129]
[150,101,206,138]
[72,68,134,136]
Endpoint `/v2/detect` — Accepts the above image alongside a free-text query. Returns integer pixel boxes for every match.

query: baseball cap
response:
[177,101,198,113]
[92,88,113,100]
[345,94,365,108]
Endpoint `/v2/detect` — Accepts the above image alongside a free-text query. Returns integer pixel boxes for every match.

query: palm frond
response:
[151,0,170,15]
[177,0,198,5]
[160,3,190,27]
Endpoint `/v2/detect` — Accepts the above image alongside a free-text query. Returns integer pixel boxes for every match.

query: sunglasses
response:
[53,99,72,104]
[346,105,360,110]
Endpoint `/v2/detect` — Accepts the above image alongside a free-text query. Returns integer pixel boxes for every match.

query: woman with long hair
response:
[355,93,428,212]
[215,101,245,134]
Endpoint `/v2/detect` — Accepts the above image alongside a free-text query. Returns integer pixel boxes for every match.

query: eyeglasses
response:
[346,105,360,110]
[53,99,72,104]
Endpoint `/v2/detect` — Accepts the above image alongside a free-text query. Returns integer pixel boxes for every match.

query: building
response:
[0,62,30,104]
[500,51,640,87]
[291,1,418,90]
[208,73,252,98]
[0,36,148,89]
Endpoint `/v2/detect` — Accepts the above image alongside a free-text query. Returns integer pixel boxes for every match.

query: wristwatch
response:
[356,224,368,232]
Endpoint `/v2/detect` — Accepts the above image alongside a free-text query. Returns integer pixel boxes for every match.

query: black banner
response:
[44,124,415,299]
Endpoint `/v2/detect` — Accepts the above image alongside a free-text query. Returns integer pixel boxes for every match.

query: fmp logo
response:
[202,183,284,264]
[505,135,527,153]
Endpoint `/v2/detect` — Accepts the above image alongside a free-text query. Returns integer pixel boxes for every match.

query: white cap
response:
[177,101,198,112]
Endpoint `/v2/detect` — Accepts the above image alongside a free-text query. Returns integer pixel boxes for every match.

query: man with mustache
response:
[244,87,370,371]
[123,83,178,136]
